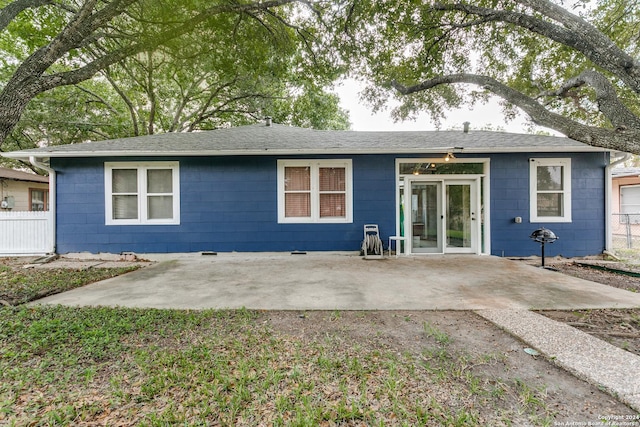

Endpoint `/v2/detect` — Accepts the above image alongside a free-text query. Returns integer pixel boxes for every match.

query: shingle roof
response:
[0,167,48,182]
[0,123,607,160]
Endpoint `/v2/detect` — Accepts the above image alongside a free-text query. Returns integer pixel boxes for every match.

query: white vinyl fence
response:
[0,211,53,255]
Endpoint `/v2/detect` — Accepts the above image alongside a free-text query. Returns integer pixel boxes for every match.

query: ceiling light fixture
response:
[444,152,455,162]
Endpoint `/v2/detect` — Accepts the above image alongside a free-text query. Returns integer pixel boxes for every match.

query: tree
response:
[269,84,351,130]
[93,22,349,135]
[0,2,348,164]
[0,0,341,150]
[335,0,640,153]
[0,60,133,169]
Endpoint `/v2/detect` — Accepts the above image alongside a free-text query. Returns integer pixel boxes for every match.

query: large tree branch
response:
[185,78,240,131]
[391,73,640,153]
[38,0,297,91]
[37,0,101,67]
[0,0,298,145]
[0,0,52,33]
[515,0,638,72]
[101,67,140,136]
[186,92,278,131]
[6,0,136,92]
[168,76,207,133]
[433,2,640,93]
[537,70,640,131]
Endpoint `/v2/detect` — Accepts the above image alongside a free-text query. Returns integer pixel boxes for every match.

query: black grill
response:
[530,227,558,268]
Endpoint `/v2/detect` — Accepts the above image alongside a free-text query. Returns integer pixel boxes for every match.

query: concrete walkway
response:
[478,309,640,412]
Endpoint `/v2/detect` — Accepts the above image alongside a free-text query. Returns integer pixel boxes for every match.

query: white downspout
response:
[29,156,55,254]
[605,152,631,254]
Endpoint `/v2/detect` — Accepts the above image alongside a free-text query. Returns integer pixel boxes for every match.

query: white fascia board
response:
[0,152,48,160]
[1,145,610,160]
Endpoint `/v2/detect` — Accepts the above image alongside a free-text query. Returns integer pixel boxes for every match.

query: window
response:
[29,188,49,211]
[619,185,640,224]
[530,158,571,222]
[105,162,180,225]
[277,160,352,223]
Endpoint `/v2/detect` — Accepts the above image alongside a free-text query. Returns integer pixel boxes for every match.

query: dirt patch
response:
[265,310,636,420]
[538,260,640,356]
[548,260,640,293]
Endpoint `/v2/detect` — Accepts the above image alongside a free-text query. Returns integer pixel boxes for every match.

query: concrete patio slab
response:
[32,253,640,310]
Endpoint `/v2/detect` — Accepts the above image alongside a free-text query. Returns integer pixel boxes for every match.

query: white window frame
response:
[530,158,571,223]
[277,159,353,223]
[105,161,180,225]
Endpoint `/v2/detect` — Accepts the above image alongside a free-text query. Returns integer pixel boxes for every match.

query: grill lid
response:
[530,227,558,243]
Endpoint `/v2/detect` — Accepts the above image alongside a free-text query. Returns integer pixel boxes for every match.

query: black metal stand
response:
[530,227,558,269]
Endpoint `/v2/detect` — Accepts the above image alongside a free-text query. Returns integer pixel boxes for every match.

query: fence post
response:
[626,214,633,248]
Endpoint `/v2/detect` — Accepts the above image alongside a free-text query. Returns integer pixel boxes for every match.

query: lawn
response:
[1,306,554,426]
[0,261,634,425]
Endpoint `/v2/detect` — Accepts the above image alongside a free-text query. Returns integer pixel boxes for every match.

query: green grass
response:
[0,264,566,425]
[0,305,566,426]
[423,321,452,345]
[0,265,139,305]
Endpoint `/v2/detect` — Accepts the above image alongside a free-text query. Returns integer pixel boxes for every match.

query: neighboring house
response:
[610,167,640,248]
[0,167,49,212]
[611,167,640,218]
[1,122,612,257]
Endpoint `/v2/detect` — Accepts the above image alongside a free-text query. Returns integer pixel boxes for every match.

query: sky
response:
[334,78,540,134]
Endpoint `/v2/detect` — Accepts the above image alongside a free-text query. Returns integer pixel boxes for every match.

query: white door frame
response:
[404,176,482,255]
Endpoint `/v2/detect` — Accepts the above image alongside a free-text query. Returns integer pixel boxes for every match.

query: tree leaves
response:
[335,0,640,153]
[0,0,349,151]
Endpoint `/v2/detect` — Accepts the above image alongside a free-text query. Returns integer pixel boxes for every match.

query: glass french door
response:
[409,181,442,253]
[445,181,476,253]
[406,179,479,254]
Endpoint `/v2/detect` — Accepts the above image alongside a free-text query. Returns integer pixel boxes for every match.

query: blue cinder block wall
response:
[52,151,607,256]
[52,155,397,254]
[489,152,607,257]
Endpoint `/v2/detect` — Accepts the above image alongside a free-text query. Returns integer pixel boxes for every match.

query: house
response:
[0,167,49,211]
[610,167,640,249]
[1,122,613,257]
[611,167,640,218]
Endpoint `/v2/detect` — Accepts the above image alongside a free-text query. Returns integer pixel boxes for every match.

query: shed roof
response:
[1,123,608,160]
[0,167,48,183]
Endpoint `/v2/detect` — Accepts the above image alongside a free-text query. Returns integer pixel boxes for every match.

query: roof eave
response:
[0,175,49,183]
[612,174,640,179]
[0,145,611,160]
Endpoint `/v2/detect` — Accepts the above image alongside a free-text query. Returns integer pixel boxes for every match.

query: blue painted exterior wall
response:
[52,151,607,257]
[489,152,608,258]
[53,155,396,254]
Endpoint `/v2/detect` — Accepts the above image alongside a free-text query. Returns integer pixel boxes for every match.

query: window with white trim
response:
[277,159,352,223]
[105,162,180,225]
[530,158,571,222]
